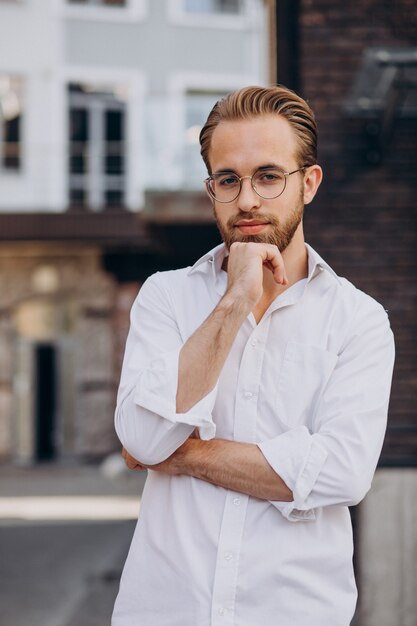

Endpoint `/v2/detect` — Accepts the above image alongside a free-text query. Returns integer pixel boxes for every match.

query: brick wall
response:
[298,0,417,463]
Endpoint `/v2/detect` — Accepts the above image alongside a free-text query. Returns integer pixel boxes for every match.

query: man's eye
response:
[218,176,239,186]
[258,172,283,183]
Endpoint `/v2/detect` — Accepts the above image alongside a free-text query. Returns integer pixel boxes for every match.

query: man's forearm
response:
[176,294,250,413]
[150,438,293,502]
[176,242,288,414]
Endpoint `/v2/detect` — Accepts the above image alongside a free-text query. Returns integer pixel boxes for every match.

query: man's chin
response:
[225,232,278,248]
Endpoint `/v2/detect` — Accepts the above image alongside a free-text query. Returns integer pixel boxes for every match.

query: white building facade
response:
[0,0,269,212]
[0,0,269,463]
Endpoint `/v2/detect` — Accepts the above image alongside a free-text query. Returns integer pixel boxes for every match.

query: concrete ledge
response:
[358,468,417,626]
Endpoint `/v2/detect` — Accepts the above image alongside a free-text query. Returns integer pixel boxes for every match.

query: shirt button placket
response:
[212,321,270,625]
[210,492,248,625]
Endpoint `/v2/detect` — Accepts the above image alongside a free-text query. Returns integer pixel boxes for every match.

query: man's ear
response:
[303,164,323,205]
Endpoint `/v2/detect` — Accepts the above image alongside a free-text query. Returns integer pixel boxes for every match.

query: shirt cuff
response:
[132,347,217,440]
[258,427,328,522]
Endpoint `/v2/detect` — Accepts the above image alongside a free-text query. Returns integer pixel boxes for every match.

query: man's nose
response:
[237,176,261,212]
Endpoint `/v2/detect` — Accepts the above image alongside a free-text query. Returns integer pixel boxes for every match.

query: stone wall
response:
[0,244,122,462]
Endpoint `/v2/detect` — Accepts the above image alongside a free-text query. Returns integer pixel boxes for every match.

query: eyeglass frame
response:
[205,166,307,203]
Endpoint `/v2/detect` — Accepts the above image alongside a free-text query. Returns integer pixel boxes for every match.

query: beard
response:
[214,190,304,253]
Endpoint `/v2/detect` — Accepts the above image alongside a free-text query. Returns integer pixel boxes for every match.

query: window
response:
[0,74,22,171]
[68,83,126,210]
[167,0,250,29]
[67,0,127,6]
[183,89,228,189]
[185,0,242,14]
[64,0,146,23]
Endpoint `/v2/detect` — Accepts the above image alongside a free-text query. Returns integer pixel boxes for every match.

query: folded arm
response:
[123,295,395,520]
[116,243,287,465]
[123,437,293,502]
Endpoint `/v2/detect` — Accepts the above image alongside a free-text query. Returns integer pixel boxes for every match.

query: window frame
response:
[0,72,24,175]
[167,0,255,30]
[61,0,148,23]
[167,73,259,190]
[62,66,147,211]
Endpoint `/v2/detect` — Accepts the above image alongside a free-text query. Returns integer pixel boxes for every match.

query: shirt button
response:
[251,339,258,347]
[233,497,240,506]
[243,391,253,399]
[224,551,233,561]
[219,608,225,616]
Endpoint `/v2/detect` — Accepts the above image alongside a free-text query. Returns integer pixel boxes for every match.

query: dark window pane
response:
[105,110,123,141]
[70,108,88,142]
[105,189,124,206]
[105,153,124,175]
[105,110,124,174]
[3,115,20,169]
[69,108,88,174]
[69,188,86,206]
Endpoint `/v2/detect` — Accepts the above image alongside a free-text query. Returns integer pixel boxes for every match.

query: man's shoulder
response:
[149,265,193,284]
[337,275,387,314]
[137,266,193,303]
[144,264,204,291]
[143,244,224,293]
[308,243,388,320]
[329,276,391,343]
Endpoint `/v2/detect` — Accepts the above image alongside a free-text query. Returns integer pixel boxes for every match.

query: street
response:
[0,463,144,626]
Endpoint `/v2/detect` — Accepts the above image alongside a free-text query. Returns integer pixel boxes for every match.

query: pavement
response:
[0,460,363,626]
[0,458,147,626]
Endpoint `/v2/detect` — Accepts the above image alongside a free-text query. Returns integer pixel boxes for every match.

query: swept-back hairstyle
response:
[199,85,317,175]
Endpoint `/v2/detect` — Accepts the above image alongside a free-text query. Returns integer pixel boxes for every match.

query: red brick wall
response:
[299,0,417,462]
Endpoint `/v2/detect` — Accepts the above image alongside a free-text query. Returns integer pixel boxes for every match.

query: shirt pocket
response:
[276,340,338,429]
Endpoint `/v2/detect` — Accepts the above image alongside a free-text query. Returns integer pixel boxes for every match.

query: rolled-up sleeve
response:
[115,273,217,465]
[258,298,395,522]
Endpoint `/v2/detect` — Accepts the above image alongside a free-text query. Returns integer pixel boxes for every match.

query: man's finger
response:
[262,246,288,285]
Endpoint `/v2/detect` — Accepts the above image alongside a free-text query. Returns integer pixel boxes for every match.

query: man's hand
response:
[122,447,148,471]
[121,439,192,475]
[226,242,288,308]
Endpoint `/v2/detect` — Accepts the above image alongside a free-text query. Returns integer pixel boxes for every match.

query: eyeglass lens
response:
[208,168,286,202]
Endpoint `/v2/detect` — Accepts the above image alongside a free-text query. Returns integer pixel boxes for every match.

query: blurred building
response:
[0,0,270,463]
[1,2,416,624]
[274,3,417,625]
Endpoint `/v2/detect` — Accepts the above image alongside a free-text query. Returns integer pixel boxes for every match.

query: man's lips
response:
[234,220,270,234]
[235,220,269,226]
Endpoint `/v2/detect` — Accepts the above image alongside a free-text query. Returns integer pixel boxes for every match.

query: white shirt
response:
[112,243,395,626]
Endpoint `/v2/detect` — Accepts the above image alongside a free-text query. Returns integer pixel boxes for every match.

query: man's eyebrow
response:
[257,164,286,171]
[212,168,237,176]
[213,164,285,176]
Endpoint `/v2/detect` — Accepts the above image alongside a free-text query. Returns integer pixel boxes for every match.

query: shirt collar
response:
[305,243,342,285]
[187,243,227,276]
[188,242,342,286]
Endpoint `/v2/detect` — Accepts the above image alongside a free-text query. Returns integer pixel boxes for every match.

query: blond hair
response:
[199,85,317,174]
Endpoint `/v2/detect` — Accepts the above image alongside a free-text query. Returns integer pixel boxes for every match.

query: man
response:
[112,85,395,626]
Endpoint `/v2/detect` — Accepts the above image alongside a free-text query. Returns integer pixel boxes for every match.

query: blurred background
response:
[0,1,416,625]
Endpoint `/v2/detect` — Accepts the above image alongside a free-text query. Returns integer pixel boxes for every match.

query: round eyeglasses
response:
[205,166,306,203]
